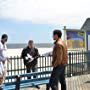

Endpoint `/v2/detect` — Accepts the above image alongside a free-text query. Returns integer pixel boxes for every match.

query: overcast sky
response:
[0,0,90,43]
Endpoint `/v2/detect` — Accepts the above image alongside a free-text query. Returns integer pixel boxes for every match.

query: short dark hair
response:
[28,40,33,44]
[1,34,8,39]
[53,29,62,38]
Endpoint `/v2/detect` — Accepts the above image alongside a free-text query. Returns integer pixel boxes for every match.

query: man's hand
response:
[28,57,34,63]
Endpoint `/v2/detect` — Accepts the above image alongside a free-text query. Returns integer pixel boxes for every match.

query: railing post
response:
[46,84,50,90]
[69,52,72,77]
[82,50,84,74]
[86,51,90,74]
[15,75,20,90]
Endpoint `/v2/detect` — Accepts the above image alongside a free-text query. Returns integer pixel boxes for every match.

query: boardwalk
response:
[22,74,90,90]
[66,74,90,90]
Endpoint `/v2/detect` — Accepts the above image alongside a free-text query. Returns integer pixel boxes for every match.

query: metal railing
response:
[6,51,90,78]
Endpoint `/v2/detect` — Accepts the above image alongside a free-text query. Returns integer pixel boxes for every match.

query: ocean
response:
[7,48,53,57]
[6,43,53,57]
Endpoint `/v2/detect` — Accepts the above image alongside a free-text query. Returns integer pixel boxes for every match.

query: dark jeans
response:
[49,65,66,90]
[26,65,37,79]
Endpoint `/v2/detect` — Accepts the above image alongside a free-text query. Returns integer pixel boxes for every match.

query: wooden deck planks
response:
[22,74,90,90]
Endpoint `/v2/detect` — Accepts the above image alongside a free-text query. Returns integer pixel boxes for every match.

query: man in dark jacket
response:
[21,40,39,79]
[21,40,40,89]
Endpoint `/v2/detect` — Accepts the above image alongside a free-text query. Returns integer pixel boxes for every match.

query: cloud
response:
[0,0,90,27]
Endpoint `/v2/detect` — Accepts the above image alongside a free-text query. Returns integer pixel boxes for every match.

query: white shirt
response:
[0,42,7,74]
[0,42,7,62]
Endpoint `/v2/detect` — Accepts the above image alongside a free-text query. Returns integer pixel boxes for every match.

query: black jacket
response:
[21,46,39,66]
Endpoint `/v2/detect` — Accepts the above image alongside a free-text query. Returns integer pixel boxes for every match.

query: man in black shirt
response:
[21,40,39,79]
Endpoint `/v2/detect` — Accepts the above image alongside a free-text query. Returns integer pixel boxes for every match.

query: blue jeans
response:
[49,65,66,90]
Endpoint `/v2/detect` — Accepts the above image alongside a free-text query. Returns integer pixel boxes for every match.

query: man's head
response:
[53,29,62,41]
[1,34,8,44]
[28,40,34,48]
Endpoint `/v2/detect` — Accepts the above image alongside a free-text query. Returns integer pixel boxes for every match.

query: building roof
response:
[81,18,90,31]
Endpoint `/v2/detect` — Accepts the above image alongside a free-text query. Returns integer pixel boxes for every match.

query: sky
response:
[0,0,90,43]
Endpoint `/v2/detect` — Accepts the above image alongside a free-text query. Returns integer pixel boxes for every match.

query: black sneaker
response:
[0,87,3,90]
[35,85,40,89]
[0,84,3,90]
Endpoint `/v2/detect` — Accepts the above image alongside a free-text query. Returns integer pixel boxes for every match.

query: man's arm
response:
[34,48,40,59]
[21,49,28,65]
[0,44,8,62]
[0,56,6,62]
[21,49,25,59]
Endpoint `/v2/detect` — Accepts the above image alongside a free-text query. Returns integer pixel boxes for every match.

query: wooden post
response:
[46,84,50,90]
[15,75,20,90]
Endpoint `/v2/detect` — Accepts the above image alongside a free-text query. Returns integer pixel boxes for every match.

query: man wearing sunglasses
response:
[48,30,68,90]
[0,34,9,89]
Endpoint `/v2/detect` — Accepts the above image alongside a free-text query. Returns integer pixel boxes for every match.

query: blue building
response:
[81,18,90,51]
